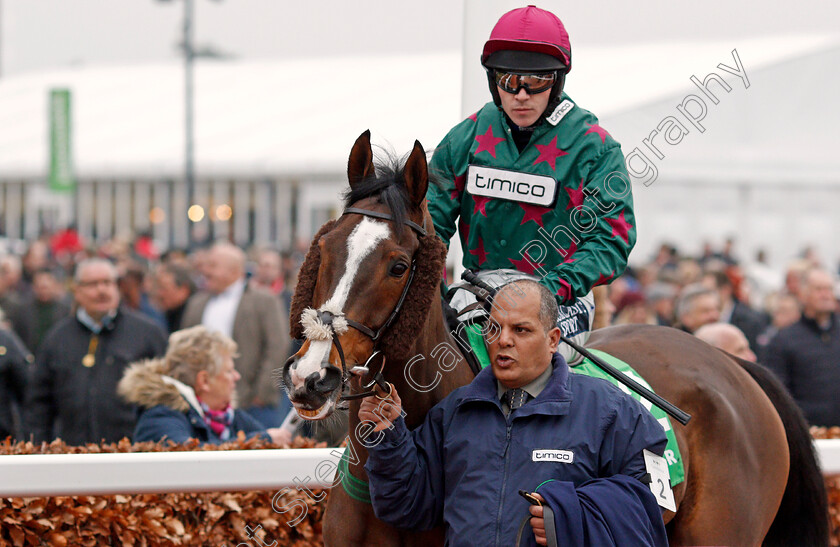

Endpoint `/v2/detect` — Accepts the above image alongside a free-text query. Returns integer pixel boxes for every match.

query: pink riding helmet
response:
[482,5,572,74]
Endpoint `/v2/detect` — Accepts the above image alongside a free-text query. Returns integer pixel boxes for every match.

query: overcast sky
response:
[2,0,840,76]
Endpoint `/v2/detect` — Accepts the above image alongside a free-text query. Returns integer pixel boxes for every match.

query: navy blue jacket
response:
[133,403,270,445]
[365,353,668,546]
[764,312,840,426]
[118,357,271,445]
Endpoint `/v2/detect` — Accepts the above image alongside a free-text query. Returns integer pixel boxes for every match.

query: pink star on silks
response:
[468,112,478,122]
[518,203,551,227]
[509,256,546,276]
[458,218,470,242]
[585,123,611,144]
[450,173,466,200]
[565,178,586,211]
[606,209,633,245]
[533,136,568,169]
[469,237,488,266]
[472,195,492,217]
[557,239,578,264]
[555,278,572,301]
[474,126,505,158]
[595,271,615,286]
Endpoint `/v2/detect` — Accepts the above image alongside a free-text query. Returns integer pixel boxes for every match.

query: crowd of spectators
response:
[605,239,840,427]
[0,228,306,446]
[2,227,840,445]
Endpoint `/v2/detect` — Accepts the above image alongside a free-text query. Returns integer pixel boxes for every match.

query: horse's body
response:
[283,131,827,546]
[588,324,824,546]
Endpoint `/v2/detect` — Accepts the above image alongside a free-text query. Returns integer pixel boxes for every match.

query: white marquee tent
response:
[0,35,837,266]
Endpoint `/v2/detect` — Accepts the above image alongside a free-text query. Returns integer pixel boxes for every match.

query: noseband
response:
[307,206,427,402]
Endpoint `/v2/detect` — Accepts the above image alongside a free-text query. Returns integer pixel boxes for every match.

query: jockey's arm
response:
[427,139,460,249]
[531,145,636,304]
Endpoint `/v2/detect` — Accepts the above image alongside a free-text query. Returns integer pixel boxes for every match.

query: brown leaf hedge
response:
[0,435,326,547]
[812,427,840,546]
[4,430,840,545]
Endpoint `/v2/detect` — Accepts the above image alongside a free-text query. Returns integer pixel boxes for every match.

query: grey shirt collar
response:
[496,361,554,403]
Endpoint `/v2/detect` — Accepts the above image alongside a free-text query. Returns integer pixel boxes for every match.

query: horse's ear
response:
[348,130,375,189]
[404,139,428,208]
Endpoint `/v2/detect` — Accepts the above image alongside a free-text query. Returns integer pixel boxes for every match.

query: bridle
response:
[308,206,427,402]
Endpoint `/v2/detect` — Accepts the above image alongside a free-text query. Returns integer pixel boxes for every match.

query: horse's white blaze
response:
[324,218,390,311]
[292,340,331,385]
[293,218,390,384]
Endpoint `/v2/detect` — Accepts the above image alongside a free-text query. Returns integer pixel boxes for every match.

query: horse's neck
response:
[346,296,473,480]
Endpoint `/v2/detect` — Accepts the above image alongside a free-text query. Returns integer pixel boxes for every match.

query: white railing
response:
[0,447,341,497]
[1,440,839,498]
[816,439,840,474]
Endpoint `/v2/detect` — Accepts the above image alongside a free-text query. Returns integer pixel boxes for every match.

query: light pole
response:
[0,0,4,79]
[156,0,227,249]
[183,0,196,248]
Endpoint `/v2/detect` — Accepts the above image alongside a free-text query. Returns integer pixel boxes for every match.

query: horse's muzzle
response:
[282,354,342,413]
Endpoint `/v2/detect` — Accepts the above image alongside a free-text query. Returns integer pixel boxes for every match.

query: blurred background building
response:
[0,0,838,272]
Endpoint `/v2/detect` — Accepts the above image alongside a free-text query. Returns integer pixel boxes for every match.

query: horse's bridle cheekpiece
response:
[298,206,427,402]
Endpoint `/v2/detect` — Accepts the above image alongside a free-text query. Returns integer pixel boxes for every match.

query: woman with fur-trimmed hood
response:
[118,326,289,445]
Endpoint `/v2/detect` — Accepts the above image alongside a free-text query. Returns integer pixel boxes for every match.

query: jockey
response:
[428,5,635,357]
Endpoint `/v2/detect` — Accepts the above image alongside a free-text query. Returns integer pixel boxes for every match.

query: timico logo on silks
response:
[466,165,558,207]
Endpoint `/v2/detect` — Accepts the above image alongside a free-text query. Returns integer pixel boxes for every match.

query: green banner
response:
[49,89,75,192]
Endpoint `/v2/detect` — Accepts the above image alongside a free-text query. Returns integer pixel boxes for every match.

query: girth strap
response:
[338,448,372,504]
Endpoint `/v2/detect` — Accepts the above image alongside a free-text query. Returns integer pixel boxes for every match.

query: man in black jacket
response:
[764,267,840,426]
[26,258,167,445]
[0,328,31,440]
[151,261,196,333]
[702,270,767,354]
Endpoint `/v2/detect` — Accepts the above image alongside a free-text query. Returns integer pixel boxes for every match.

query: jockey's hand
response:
[529,493,548,546]
[358,384,402,432]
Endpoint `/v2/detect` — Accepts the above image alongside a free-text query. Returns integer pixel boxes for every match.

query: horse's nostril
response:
[317,366,342,393]
[304,367,341,394]
[283,355,296,372]
[304,371,320,393]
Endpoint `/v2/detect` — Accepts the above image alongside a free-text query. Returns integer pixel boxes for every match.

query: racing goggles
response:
[494,70,556,95]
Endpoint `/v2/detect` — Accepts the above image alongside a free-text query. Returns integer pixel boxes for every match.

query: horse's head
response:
[282,130,447,420]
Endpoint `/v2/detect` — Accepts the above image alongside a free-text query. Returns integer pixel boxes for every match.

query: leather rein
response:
[318,207,427,402]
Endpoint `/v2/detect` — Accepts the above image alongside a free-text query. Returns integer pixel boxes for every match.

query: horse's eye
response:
[389,262,409,277]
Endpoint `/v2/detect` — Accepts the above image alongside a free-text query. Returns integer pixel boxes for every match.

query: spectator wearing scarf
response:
[118,326,290,446]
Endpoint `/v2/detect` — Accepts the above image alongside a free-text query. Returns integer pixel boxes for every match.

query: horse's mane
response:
[290,149,448,362]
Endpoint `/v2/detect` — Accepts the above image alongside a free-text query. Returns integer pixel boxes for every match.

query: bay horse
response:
[282,130,827,546]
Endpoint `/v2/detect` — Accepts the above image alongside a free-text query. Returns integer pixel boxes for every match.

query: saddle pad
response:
[465,323,491,369]
[571,349,685,487]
